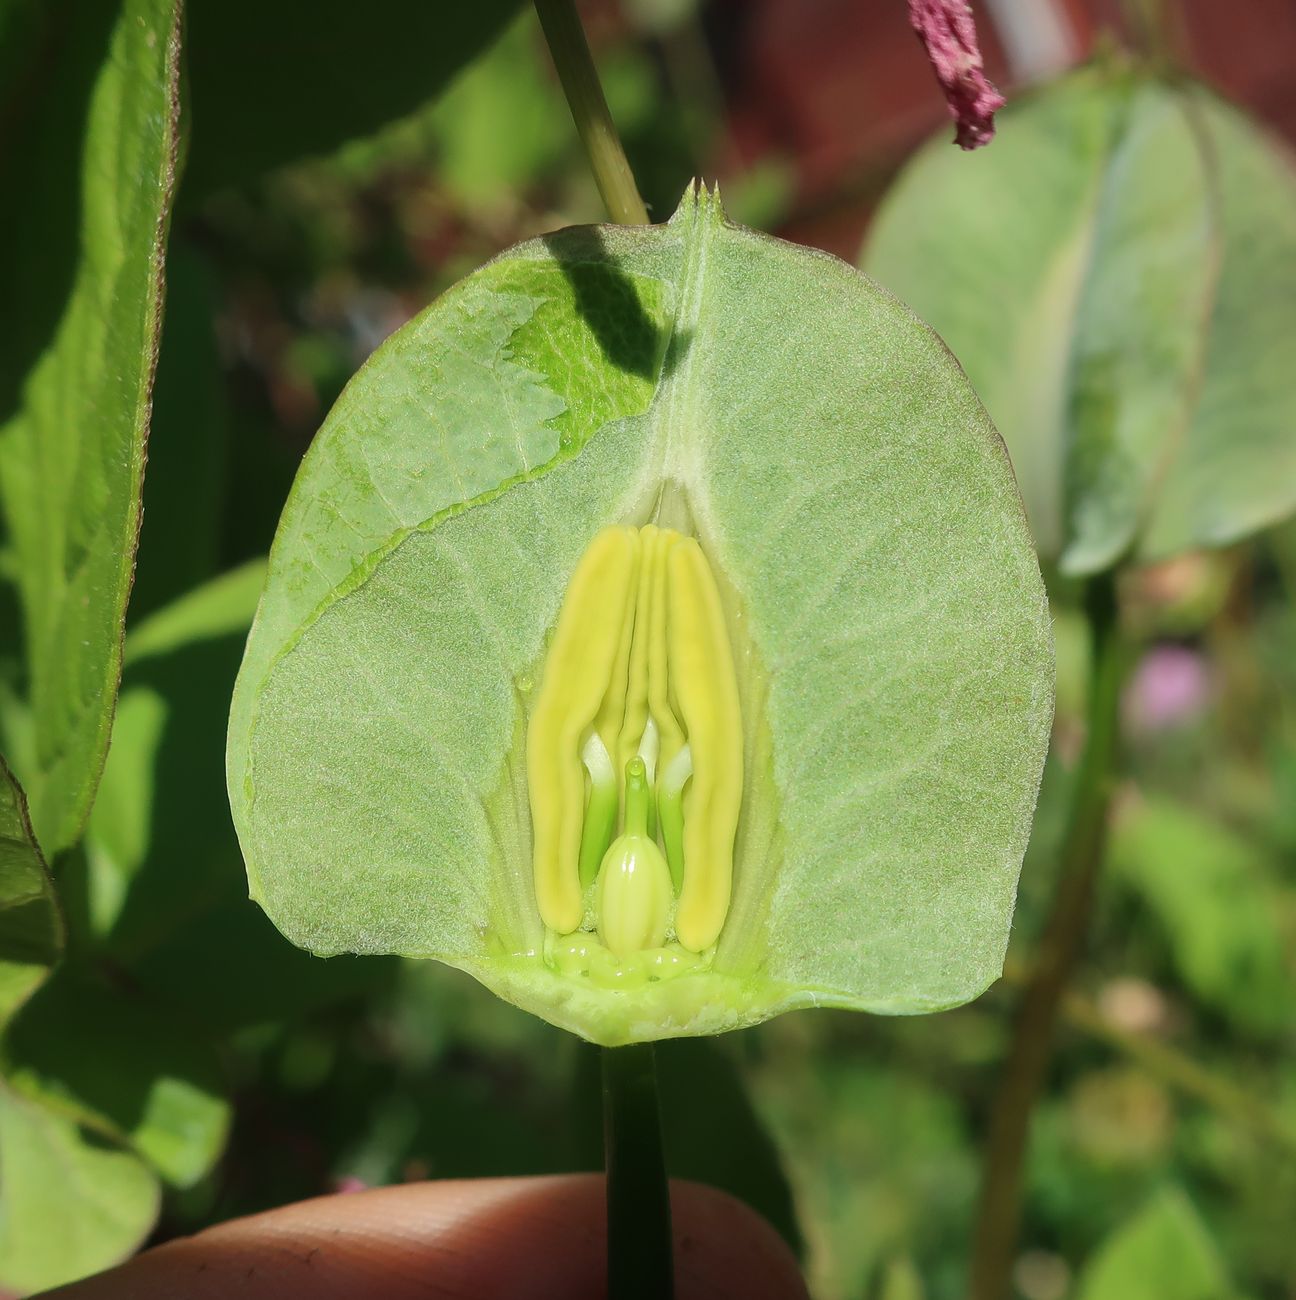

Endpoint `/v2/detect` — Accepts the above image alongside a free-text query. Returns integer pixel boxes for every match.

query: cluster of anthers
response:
[527,524,743,974]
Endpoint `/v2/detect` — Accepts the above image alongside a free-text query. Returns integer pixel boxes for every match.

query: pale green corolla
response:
[227,186,1054,1045]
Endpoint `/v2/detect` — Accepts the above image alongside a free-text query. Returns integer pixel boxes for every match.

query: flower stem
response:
[533,0,650,225]
[969,572,1127,1300]
[603,1043,674,1300]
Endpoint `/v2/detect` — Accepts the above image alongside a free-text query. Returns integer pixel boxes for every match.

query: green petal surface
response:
[0,0,182,851]
[865,63,1296,574]
[229,188,1053,1045]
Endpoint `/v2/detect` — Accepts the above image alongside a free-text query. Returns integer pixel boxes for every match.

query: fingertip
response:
[40,1175,806,1300]
[670,1180,808,1300]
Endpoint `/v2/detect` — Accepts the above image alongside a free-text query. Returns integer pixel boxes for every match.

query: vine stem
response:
[533,0,650,225]
[603,1044,674,1300]
[969,573,1127,1300]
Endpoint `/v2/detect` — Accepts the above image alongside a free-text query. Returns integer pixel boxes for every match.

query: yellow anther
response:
[616,525,666,786]
[527,527,638,933]
[647,529,685,776]
[527,523,743,954]
[592,530,642,757]
[667,539,743,952]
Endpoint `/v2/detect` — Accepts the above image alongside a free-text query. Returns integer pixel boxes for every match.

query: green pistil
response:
[623,757,651,836]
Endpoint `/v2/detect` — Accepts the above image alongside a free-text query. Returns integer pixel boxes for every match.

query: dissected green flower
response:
[227,186,1053,1045]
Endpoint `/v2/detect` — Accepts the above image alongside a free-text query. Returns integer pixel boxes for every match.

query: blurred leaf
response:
[1074,1186,1233,1300]
[1107,797,1291,1035]
[1141,99,1296,557]
[1028,1087,1169,1257]
[721,159,795,231]
[873,1256,926,1300]
[0,0,183,852]
[184,0,524,197]
[753,1052,975,1299]
[227,187,1052,1046]
[425,13,569,211]
[0,756,62,1023]
[1065,1068,1173,1168]
[123,560,268,668]
[2,966,229,1188]
[0,1084,159,1294]
[128,244,229,621]
[83,563,392,1031]
[623,0,700,32]
[656,1038,802,1257]
[237,967,580,1209]
[865,63,1296,575]
[82,563,269,951]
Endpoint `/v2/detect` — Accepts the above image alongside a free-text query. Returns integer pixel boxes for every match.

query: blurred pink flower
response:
[332,1174,369,1194]
[1123,644,1211,734]
[907,0,1005,149]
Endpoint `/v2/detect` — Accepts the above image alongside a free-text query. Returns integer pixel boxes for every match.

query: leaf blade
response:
[0,756,63,1023]
[0,0,183,852]
[0,1085,159,1295]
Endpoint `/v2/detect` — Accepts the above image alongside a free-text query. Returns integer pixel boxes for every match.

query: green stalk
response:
[532,6,667,1288]
[533,0,650,225]
[603,1044,674,1300]
[969,573,1127,1300]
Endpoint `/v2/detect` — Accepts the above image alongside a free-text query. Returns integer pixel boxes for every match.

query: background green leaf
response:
[873,1257,926,1300]
[1140,97,1296,557]
[0,563,390,1292]
[127,246,229,622]
[183,0,524,197]
[1,967,229,1188]
[753,1050,975,1300]
[0,1085,159,1295]
[1073,1186,1234,1300]
[423,13,570,213]
[1107,797,1292,1037]
[229,188,1052,1044]
[85,562,395,1031]
[655,1038,803,1257]
[0,758,62,1024]
[863,63,1296,574]
[0,0,183,852]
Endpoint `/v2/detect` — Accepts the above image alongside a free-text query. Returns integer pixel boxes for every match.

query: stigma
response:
[526,524,743,955]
